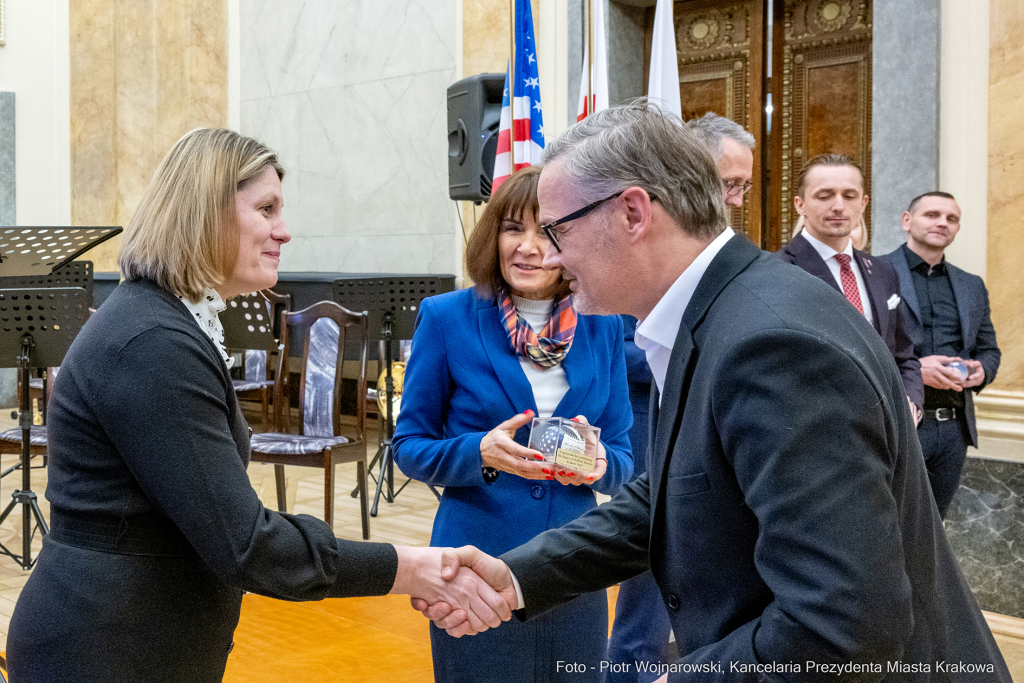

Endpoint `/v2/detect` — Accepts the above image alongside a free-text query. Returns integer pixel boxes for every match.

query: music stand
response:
[0,226,120,569]
[0,260,94,440]
[333,276,451,516]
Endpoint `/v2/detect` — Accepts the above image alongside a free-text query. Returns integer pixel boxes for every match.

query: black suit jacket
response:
[778,233,924,408]
[880,246,1001,447]
[502,235,1009,680]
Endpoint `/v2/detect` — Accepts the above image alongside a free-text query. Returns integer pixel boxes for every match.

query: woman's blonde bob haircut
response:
[118,128,284,302]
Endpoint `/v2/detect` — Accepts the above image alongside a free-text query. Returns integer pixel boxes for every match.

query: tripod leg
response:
[29,496,49,536]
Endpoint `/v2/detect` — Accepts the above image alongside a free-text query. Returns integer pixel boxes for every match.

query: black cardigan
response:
[45,278,398,600]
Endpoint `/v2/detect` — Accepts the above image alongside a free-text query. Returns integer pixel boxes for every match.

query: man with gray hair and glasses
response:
[601,112,756,683]
[419,100,1009,681]
[686,112,755,210]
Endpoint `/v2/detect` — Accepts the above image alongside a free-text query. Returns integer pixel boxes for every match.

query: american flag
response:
[491,0,544,194]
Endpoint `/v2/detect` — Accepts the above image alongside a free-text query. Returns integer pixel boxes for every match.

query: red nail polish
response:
[542,469,552,474]
[568,473,575,477]
[558,471,565,475]
[570,417,580,422]
[546,476,553,480]
[523,409,534,416]
[534,455,544,460]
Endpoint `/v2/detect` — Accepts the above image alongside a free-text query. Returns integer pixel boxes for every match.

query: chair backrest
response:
[276,301,368,440]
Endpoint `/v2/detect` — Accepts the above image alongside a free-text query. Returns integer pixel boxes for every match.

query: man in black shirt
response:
[881,192,1001,517]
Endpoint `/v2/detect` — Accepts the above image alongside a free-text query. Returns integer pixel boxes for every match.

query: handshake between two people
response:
[391,545,518,638]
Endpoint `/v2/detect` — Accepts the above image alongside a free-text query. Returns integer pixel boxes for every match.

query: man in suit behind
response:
[420,101,1010,680]
[880,192,1000,518]
[778,154,924,421]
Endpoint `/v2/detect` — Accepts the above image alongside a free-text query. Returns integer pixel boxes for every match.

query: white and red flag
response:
[577,0,608,121]
[491,0,545,195]
[647,0,681,118]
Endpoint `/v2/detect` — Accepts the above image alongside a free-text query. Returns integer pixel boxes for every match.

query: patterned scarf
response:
[498,292,577,370]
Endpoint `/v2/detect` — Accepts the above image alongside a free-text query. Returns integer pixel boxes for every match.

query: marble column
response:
[0,93,15,407]
[870,0,940,255]
[986,0,1024,394]
[568,0,583,128]
[0,92,13,226]
[70,0,228,273]
[607,1,648,106]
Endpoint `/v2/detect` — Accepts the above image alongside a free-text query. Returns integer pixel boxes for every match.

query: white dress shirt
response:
[507,227,736,608]
[634,227,736,401]
[800,230,873,326]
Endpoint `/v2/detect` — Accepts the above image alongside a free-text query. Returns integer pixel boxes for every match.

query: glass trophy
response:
[528,417,601,475]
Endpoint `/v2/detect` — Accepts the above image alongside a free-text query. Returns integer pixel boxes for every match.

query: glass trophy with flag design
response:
[528,417,600,475]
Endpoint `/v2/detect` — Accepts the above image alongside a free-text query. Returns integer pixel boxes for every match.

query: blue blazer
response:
[393,287,634,556]
[880,246,1001,446]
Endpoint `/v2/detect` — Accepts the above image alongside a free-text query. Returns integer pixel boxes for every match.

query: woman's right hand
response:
[480,410,553,480]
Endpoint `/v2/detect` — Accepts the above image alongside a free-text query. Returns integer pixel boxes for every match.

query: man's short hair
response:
[541,99,727,240]
[684,112,756,161]
[795,153,864,197]
[907,191,957,214]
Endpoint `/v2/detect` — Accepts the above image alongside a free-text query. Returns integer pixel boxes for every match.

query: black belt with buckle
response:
[924,407,957,422]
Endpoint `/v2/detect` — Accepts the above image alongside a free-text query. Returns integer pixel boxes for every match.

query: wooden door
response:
[768,0,873,250]
[667,0,768,245]
[643,0,872,251]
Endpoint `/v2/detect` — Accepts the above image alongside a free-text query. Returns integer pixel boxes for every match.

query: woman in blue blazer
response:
[394,167,633,682]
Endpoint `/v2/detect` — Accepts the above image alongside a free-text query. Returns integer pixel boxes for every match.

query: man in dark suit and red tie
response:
[880,192,1001,518]
[778,154,924,422]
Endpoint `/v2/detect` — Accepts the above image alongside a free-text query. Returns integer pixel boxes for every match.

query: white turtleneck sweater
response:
[512,295,570,417]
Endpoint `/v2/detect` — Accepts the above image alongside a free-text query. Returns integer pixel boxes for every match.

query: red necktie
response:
[834,253,865,315]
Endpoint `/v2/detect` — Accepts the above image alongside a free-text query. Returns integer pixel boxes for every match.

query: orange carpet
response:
[224,587,620,683]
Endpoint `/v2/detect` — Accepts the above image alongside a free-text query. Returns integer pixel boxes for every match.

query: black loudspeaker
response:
[447,73,505,202]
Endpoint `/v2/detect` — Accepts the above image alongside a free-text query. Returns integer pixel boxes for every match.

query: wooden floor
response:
[0,413,1021,680]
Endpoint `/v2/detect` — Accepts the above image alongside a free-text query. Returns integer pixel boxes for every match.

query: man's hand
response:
[907,397,922,426]
[410,546,519,637]
[920,355,966,391]
[392,546,512,636]
[480,411,554,480]
[962,359,986,389]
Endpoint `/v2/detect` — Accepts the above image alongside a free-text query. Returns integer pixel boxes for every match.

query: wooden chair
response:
[224,290,291,432]
[249,301,370,539]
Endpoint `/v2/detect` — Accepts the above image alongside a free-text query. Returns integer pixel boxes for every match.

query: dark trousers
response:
[918,413,970,518]
[602,570,673,683]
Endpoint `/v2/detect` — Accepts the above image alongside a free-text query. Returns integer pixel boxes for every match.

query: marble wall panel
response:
[607,1,646,107]
[70,0,118,270]
[70,0,228,274]
[870,0,940,256]
[241,0,461,275]
[945,457,1024,619]
[987,0,1024,394]
[0,92,14,225]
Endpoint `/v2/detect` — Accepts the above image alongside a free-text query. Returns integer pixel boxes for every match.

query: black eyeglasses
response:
[541,190,657,252]
[722,179,753,197]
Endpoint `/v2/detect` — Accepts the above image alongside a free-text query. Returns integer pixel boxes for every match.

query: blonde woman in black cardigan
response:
[7,128,509,682]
